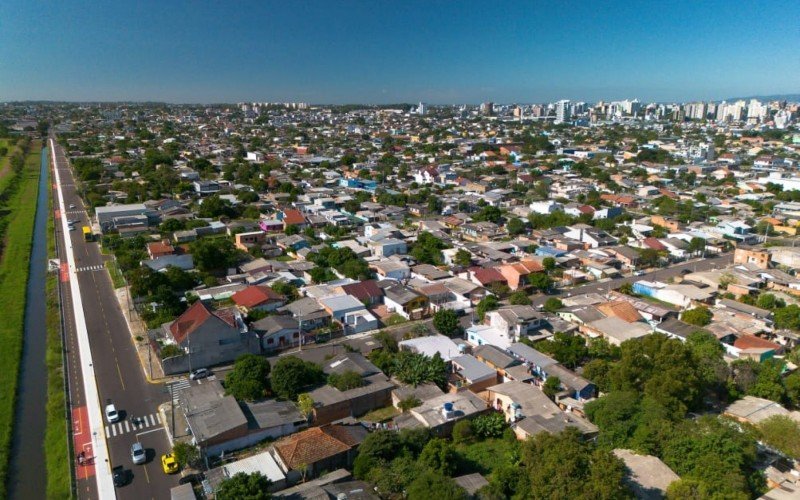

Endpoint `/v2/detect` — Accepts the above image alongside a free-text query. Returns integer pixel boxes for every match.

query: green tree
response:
[509,291,531,305]
[472,412,507,438]
[681,307,713,327]
[542,297,563,313]
[270,356,325,400]
[216,472,272,500]
[406,472,466,500]
[454,248,472,267]
[528,273,552,292]
[536,332,588,369]
[774,304,800,330]
[225,354,271,401]
[297,393,314,419]
[451,419,473,444]
[172,441,200,468]
[476,295,499,321]
[506,217,526,235]
[191,237,238,272]
[543,376,562,398]
[393,351,448,390]
[756,293,785,310]
[411,231,449,265]
[759,415,800,459]
[542,256,556,271]
[418,438,457,475]
[433,309,462,337]
[522,428,631,499]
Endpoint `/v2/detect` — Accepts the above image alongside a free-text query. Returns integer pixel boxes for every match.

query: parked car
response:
[189,368,210,380]
[105,400,119,423]
[69,204,76,209]
[130,442,146,465]
[161,453,179,474]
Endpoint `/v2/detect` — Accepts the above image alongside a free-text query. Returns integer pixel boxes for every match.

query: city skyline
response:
[1,1,799,104]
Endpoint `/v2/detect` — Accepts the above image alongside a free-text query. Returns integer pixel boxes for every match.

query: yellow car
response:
[161,453,179,474]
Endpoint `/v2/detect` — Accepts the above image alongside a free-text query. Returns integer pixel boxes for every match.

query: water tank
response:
[443,402,454,412]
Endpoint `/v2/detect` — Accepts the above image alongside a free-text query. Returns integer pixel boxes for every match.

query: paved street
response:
[52,142,179,499]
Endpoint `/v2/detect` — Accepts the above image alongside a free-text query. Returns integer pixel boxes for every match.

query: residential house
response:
[252,315,300,351]
[162,301,259,374]
[484,381,598,441]
[271,425,368,480]
[498,260,544,291]
[231,285,286,314]
[383,283,430,320]
[450,354,498,393]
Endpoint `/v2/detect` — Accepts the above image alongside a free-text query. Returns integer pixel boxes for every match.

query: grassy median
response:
[0,139,41,496]
[44,149,72,498]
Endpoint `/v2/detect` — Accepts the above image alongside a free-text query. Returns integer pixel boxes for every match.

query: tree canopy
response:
[225,354,271,401]
[270,356,325,400]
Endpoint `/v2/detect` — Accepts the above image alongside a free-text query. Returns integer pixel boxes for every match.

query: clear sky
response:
[1,0,798,104]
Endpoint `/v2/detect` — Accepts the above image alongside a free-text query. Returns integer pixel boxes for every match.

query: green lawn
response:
[0,140,42,495]
[44,156,72,498]
[361,405,400,423]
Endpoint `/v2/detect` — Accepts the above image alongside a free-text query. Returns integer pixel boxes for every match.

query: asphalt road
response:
[53,143,178,499]
[530,252,735,307]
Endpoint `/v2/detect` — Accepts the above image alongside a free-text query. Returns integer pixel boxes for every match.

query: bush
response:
[433,309,461,336]
[472,412,507,438]
[160,344,182,359]
[452,419,473,443]
[328,370,364,391]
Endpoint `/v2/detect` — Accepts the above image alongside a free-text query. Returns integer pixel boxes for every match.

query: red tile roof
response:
[169,301,213,344]
[643,237,667,251]
[273,426,360,470]
[340,280,383,302]
[169,302,238,344]
[231,285,284,309]
[734,335,782,352]
[282,209,306,226]
[471,267,507,285]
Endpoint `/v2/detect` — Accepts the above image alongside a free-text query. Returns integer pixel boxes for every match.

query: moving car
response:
[189,368,210,380]
[69,204,76,209]
[161,453,179,474]
[105,400,119,423]
[112,466,129,487]
[130,442,146,465]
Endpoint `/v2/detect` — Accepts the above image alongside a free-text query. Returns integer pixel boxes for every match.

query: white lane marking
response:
[135,427,165,438]
[156,413,162,424]
[105,426,110,438]
[149,414,156,426]
[124,420,130,433]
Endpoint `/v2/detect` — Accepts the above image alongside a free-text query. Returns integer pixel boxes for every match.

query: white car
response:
[69,204,76,209]
[131,442,146,465]
[105,401,119,423]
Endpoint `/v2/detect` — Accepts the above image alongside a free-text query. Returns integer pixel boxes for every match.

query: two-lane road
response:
[52,142,179,499]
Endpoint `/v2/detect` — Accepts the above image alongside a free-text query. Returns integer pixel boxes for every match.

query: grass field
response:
[0,138,23,194]
[0,140,41,496]
[44,152,72,498]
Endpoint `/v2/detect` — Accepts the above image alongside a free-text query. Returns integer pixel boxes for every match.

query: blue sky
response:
[1,1,798,104]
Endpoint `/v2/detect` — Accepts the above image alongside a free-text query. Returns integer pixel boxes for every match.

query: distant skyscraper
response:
[555,100,571,123]
[416,102,427,115]
[480,102,494,116]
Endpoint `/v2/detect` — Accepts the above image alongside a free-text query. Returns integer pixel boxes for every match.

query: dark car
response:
[112,466,129,487]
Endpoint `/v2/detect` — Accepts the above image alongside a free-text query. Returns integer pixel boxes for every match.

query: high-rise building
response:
[480,102,494,116]
[416,102,427,115]
[555,100,571,123]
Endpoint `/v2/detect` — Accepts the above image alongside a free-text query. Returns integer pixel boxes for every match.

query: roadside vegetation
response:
[0,138,41,495]
[44,153,72,498]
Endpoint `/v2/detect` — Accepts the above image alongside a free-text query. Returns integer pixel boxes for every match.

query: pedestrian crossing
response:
[64,209,83,215]
[105,413,162,438]
[76,265,104,272]
[167,380,191,404]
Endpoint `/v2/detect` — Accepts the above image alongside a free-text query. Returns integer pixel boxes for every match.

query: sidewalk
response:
[113,286,170,382]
